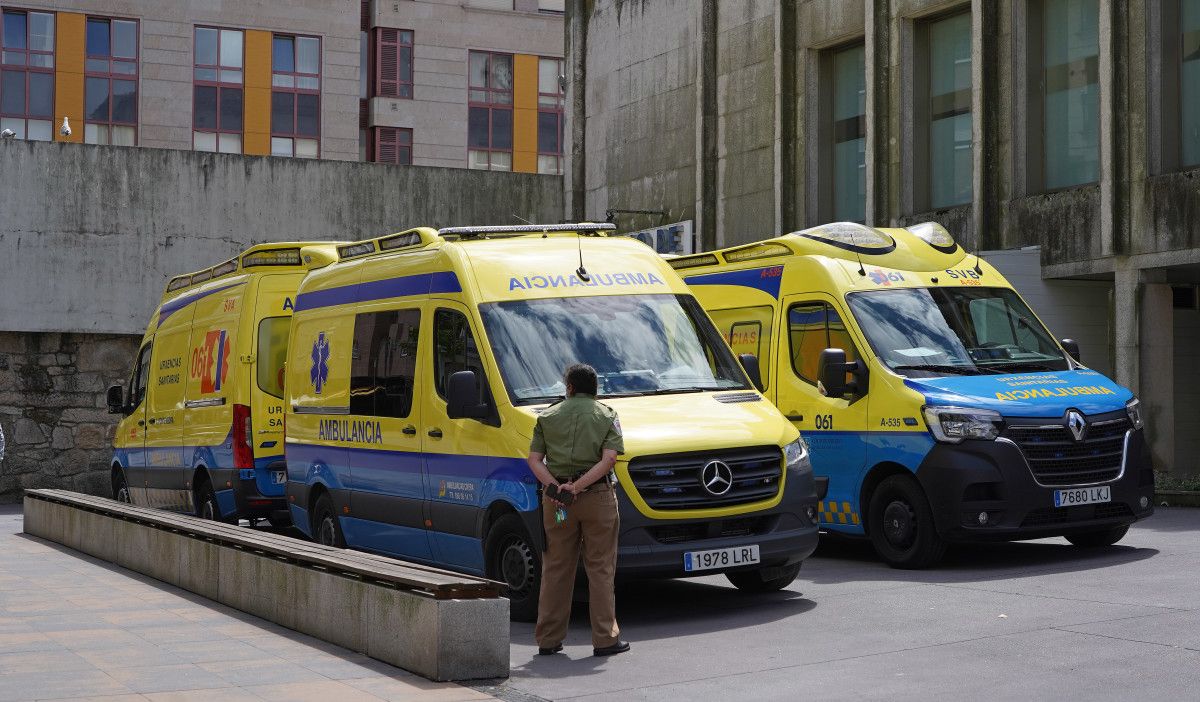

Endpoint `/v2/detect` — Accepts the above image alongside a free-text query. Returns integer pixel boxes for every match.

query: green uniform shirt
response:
[529,393,624,480]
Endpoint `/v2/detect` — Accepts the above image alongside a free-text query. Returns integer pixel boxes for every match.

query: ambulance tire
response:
[868,475,946,569]
[312,493,346,548]
[196,480,221,522]
[726,562,802,593]
[485,514,542,622]
[111,469,131,503]
[1065,524,1129,548]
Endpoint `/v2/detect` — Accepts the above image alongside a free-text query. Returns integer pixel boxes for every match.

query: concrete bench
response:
[22,489,509,681]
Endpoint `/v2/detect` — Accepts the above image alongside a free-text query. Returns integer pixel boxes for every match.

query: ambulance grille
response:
[1003,416,1130,487]
[626,446,783,510]
[1020,503,1134,528]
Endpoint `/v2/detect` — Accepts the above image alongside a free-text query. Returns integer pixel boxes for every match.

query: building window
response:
[1040,0,1099,189]
[537,56,564,175]
[193,27,243,154]
[0,10,54,141]
[538,0,566,13]
[271,34,320,158]
[375,126,412,165]
[468,50,513,170]
[376,29,413,99]
[84,17,138,145]
[920,11,972,209]
[1183,0,1200,167]
[828,43,866,222]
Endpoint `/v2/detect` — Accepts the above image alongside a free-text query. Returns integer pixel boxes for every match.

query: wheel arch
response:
[481,498,543,552]
[859,461,919,533]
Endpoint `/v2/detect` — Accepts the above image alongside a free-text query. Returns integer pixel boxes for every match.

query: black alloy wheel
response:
[112,469,131,503]
[312,493,345,548]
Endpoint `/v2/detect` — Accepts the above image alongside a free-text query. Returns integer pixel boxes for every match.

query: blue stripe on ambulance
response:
[293,271,462,313]
[808,430,935,534]
[684,267,784,298]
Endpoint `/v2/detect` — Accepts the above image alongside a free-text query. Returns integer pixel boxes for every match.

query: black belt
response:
[552,472,614,491]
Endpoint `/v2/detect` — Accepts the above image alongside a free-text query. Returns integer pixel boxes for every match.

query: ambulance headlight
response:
[1125,398,1144,430]
[784,437,811,474]
[922,406,1003,443]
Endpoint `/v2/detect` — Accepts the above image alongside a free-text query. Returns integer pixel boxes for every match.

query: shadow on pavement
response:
[803,531,1159,586]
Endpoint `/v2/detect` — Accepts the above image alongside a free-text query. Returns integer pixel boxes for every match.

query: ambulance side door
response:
[422,301,504,572]
[775,294,870,531]
[344,304,432,562]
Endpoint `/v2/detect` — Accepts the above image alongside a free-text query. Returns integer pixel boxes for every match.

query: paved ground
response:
[4,504,1197,702]
[496,508,1200,701]
[0,505,493,702]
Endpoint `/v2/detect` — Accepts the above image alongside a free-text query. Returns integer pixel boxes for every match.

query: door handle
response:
[427,428,443,438]
[785,414,803,421]
[137,420,145,427]
[402,425,417,436]
[148,418,156,425]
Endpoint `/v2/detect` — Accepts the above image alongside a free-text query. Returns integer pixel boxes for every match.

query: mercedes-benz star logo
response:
[1066,409,1087,442]
[701,460,734,496]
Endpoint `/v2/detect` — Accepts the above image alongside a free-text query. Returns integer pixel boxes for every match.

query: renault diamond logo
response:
[701,460,734,496]
[1066,409,1087,442]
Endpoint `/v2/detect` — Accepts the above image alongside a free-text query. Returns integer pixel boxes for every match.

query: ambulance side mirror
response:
[106,384,127,415]
[817,349,849,398]
[738,354,764,392]
[447,370,489,420]
[1060,338,1081,363]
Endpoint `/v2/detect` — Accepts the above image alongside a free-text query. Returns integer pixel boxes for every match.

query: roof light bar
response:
[724,242,793,263]
[243,248,303,267]
[337,242,376,259]
[437,222,616,237]
[190,269,213,284]
[796,222,896,254]
[378,231,424,251]
[211,259,238,277]
[667,254,721,270]
[905,222,957,252]
[167,276,191,292]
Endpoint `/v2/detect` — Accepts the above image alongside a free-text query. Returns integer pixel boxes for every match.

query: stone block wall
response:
[0,332,139,503]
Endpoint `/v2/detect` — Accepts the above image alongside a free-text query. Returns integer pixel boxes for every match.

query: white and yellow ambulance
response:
[283,223,822,620]
[671,222,1155,568]
[108,242,341,525]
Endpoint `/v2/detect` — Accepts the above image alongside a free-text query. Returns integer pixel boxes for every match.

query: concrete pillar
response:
[1140,282,1175,473]
[1113,264,1139,394]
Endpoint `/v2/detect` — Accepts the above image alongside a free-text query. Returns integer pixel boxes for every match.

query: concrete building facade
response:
[565,0,1200,477]
[0,0,563,169]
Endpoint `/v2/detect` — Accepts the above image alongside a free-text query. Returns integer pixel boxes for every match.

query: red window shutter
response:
[377,127,398,164]
[377,29,399,98]
[361,0,370,31]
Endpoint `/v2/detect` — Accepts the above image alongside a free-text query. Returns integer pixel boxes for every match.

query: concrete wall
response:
[371,0,564,169]
[0,140,563,335]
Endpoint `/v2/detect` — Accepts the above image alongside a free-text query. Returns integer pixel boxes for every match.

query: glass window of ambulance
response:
[479,294,750,404]
[845,287,1069,377]
[434,309,496,414]
[257,317,291,399]
[788,302,861,385]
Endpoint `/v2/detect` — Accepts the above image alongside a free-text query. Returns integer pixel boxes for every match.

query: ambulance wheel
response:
[111,469,131,503]
[1065,524,1129,548]
[868,475,946,569]
[196,480,221,521]
[485,514,541,622]
[726,562,802,593]
[312,493,345,548]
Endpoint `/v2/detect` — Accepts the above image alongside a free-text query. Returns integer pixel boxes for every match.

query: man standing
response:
[526,363,629,657]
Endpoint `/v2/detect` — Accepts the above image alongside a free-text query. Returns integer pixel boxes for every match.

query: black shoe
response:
[593,641,630,657]
[538,643,563,655]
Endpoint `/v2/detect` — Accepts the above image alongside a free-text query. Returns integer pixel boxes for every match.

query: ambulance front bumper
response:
[612,467,821,579]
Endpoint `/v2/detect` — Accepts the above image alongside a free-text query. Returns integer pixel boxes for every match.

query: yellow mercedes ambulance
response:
[283,223,821,620]
[672,222,1154,568]
[108,242,341,525]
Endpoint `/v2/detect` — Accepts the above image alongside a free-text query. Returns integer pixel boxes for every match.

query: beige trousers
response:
[534,484,621,649]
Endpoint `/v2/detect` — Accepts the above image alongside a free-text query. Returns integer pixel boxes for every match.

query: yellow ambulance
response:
[108,242,341,525]
[283,223,822,620]
[671,222,1154,568]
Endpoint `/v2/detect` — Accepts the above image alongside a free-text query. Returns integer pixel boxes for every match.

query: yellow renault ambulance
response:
[108,242,341,525]
[284,223,822,620]
[672,222,1155,568]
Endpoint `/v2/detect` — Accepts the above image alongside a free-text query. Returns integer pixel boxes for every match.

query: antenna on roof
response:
[854,248,867,277]
[973,253,984,276]
[575,234,591,282]
[512,213,533,225]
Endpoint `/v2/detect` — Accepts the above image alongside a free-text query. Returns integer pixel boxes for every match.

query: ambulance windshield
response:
[847,287,1070,377]
[481,294,752,404]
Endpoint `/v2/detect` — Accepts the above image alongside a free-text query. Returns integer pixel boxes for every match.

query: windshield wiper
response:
[891,363,987,376]
[603,386,729,398]
[979,361,1063,372]
[516,394,564,406]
